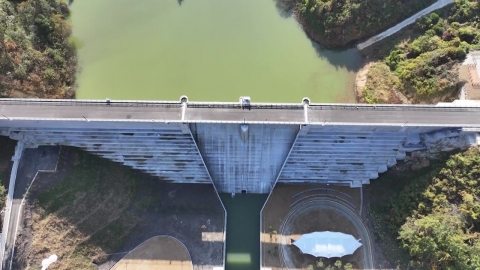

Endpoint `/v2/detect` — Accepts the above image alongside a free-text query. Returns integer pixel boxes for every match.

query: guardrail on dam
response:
[0,97,479,193]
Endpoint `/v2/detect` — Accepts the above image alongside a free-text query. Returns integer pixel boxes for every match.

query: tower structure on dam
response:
[0,97,479,193]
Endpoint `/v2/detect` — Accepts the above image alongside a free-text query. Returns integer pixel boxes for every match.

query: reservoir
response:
[70,0,360,102]
[69,1,360,269]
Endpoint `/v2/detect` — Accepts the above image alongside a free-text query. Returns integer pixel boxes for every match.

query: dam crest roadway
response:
[1,97,480,126]
[0,96,479,194]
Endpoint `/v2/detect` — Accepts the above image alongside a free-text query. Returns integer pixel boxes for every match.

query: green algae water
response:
[220,194,268,270]
[70,0,360,102]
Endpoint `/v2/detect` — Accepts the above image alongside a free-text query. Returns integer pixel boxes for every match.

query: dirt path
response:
[111,236,192,270]
[354,62,373,100]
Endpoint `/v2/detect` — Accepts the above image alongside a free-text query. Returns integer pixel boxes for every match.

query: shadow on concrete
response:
[0,136,16,193]
[10,147,225,270]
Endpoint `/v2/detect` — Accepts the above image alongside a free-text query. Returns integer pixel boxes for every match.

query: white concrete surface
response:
[193,124,298,193]
[463,51,480,79]
[0,141,23,267]
[463,51,480,66]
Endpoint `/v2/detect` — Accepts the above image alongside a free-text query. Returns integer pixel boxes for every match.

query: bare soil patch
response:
[12,147,224,270]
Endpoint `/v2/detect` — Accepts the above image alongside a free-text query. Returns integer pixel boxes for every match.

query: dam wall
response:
[1,98,480,193]
[1,122,477,193]
[191,123,298,193]
[4,123,212,184]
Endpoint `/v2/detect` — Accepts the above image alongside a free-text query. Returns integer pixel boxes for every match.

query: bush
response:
[377,0,480,102]
[361,62,401,104]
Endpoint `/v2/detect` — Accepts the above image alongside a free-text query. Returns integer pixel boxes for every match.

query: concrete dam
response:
[1,97,479,194]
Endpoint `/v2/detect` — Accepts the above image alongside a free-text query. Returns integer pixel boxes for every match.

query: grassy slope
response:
[27,148,140,269]
[23,147,218,269]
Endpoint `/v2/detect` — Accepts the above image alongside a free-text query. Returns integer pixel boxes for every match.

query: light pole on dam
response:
[0,97,479,194]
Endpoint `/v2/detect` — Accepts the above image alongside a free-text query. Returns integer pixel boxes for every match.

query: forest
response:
[369,147,480,269]
[361,0,480,103]
[292,0,436,47]
[0,0,76,98]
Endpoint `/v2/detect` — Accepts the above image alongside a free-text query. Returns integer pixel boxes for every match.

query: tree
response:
[399,206,480,269]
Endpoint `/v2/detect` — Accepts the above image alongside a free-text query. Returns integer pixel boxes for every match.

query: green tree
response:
[399,207,480,269]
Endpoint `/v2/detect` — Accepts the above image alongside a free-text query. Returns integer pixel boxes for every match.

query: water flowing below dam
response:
[220,194,268,270]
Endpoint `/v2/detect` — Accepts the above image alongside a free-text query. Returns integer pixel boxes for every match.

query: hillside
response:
[0,0,76,98]
[287,0,436,48]
[368,147,480,269]
[359,0,480,103]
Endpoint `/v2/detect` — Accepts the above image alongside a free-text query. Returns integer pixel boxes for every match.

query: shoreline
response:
[354,61,373,103]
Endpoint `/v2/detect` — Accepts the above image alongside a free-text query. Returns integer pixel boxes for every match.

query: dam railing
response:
[1,98,480,127]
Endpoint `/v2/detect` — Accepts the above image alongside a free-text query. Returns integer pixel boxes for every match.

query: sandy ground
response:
[111,236,192,270]
[261,184,368,269]
[354,61,373,102]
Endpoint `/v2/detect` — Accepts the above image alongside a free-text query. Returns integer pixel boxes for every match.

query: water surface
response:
[220,194,268,270]
[70,0,360,102]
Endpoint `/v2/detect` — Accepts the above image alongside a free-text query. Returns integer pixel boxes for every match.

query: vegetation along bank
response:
[0,0,76,98]
[358,0,480,104]
[277,0,437,48]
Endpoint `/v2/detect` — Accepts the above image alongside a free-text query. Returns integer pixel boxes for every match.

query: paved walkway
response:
[111,236,193,270]
[4,146,59,269]
[357,0,454,50]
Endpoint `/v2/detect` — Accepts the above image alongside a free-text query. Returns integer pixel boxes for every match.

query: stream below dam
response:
[70,0,361,103]
[220,194,268,270]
